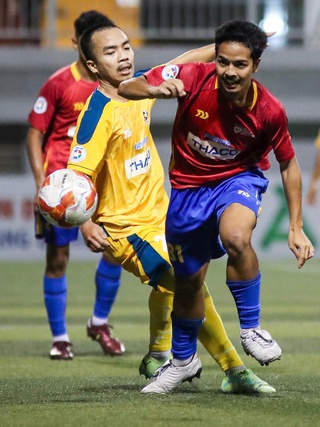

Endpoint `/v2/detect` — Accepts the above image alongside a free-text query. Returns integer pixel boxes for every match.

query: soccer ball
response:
[38,169,98,228]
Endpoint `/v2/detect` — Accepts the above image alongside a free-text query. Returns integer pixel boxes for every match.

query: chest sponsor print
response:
[124,148,151,179]
[187,132,240,160]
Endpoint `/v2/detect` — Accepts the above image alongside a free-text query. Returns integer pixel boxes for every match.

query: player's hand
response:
[80,220,109,253]
[288,229,315,269]
[149,79,186,99]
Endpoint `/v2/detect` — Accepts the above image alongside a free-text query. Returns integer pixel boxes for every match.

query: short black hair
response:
[215,20,268,60]
[80,23,119,61]
[74,10,115,38]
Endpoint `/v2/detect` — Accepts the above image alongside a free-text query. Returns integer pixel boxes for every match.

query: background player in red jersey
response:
[118,20,314,394]
[26,10,125,360]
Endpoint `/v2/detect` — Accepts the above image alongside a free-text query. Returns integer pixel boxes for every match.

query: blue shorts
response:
[44,224,79,246]
[165,168,269,277]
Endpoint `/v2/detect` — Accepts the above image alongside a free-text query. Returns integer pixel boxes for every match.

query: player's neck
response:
[75,60,98,83]
[98,80,129,102]
[229,82,254,109]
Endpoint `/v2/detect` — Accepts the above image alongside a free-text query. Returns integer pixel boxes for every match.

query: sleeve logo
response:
[69,146,86,163]
[33,96,48,114]
[161,64,179,80]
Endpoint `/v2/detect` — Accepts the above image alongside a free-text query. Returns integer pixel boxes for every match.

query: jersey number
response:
[168,243,184,263]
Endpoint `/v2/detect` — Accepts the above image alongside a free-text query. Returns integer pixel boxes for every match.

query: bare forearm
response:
[118,76,153,100]
[25,127,45,190]
[118,76,185,100]
[280,156,303,229]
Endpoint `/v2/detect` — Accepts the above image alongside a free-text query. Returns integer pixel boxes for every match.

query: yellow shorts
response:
[102,224,172,289]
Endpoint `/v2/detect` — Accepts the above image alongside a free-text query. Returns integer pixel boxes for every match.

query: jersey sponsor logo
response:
[195,109,209,119]
[187,132,240,160]
[69,145,86,163]
[134,136,148,150]
[125,148,151,179]
[33,96,47,114]
[161,64,179,80]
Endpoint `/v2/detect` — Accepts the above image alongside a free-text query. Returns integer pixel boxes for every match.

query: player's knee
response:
[175,275,203,298]
[221,229,252,257]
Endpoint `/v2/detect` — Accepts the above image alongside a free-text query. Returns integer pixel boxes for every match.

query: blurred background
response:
[0,0,320,260]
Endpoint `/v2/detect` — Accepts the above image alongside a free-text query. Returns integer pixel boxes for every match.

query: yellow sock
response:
[148,287,173,353]
[198,283,244,372]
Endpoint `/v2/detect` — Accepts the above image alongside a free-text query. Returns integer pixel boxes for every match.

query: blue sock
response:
[43,276,67,337]
[171,313,203,360]
[93,257,122,320]
[226,272,261,329]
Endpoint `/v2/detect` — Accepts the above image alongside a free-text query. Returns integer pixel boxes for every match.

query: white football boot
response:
[240,328,282,366]
[141,353,202,394]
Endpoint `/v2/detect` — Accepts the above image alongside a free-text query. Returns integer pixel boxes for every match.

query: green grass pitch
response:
[1,259,319,427]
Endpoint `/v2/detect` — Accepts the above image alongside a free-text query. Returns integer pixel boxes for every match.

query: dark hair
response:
[80,22,119,61]
[74,10,115,38]
[215,20,268,60]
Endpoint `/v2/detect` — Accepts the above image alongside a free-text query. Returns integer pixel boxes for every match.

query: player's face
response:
[88,27,134,87]
[215,42,259,103]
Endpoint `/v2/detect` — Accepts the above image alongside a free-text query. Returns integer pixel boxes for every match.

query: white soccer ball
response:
[38,168,98,228]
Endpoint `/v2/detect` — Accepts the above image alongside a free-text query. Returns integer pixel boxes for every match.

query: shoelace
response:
[153,360,172,378]
[246,330,274,347]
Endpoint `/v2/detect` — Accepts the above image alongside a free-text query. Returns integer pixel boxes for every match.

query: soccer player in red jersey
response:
[118,20,314,394]
[26,11,125,360]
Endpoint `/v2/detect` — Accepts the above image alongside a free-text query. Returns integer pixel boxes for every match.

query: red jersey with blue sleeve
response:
[144,62,294,189]
[28,62,98,177]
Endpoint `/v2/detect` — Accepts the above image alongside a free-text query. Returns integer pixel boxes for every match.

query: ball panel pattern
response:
[38,169,98,228]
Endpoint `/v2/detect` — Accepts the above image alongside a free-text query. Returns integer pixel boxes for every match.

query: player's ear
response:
[71,37,79,52]
[252,58,261,73]
[86,60,98,74]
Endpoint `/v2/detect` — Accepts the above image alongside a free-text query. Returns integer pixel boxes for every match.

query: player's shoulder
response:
[76,90,112,144]
[255,80,286,114]
[48,64,73,83]
[39,64,74,96]
[88,89,113,111]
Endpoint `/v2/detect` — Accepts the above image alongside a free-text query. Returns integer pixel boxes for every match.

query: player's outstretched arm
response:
[165,31,276,65]
[118,76,186,100]
[167,43,216,65]
[280,156,315,268]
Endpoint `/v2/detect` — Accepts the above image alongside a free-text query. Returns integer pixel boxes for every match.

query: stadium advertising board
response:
[0,174,318,260]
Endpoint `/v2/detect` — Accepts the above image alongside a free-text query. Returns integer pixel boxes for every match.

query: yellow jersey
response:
[67,89,168,239]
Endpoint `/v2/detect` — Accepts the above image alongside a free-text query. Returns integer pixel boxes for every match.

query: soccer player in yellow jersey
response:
[67,22,276,394]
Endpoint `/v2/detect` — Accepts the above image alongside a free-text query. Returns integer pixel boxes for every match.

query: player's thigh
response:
[102,251,120,266]
[219,202,257,244]
[105,227,172,289]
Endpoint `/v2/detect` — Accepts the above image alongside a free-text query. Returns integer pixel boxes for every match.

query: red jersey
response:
[28,62,98,176]
[145,62,294,189]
